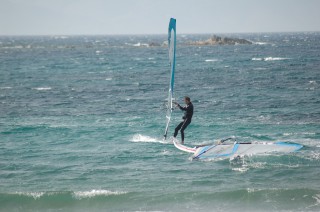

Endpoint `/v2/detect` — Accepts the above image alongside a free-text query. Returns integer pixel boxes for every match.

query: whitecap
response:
[254,42,268,45]
[133,43,149,47]
[105,78,112,81]
[16,192,45,200]
[73,190,127,199]
[252,57,290,61]
[205,59,219,62]
[253,67,267,70]
[0,86,12,89]
[264,57,290,61]
[53,36,68,39]
[283,132,315,136]
[32,87,52,91]
[160,150,171,155]
[232,167,249,172]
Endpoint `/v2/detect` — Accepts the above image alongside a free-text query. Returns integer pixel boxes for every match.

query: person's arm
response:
[173,102,185,111]
[178,104,188,111]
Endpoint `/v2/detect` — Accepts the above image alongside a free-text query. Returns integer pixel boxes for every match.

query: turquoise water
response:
[1,33,320,211]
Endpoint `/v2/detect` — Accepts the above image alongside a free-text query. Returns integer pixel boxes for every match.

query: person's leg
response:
[174,121,184,138]
[180,119,191,144]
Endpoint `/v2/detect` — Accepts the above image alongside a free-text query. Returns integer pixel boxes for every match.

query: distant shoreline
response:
[0,31,320,37]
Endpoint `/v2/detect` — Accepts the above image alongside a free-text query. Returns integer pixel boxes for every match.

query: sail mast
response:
[164,18,176,140]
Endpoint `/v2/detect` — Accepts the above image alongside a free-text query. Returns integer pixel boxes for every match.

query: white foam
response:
[253,67,267,70]
[246,188,263,193]
[32,87,52,91]
[0,86,12,89]
[53,36,68,39]
[16,192,45,199]
[105,78,112,81]
[252,57,290,61]
[283,132,315,136]
[264,57,290,61]
[205,59,219,62]
[254,42,268,45]
[133,43,149,47]
[73,190,127,199]
[130,134,169,144]
[308,194,320,209]
[1,45,23,49]
[160,150,171,155]
[232,167,249,172]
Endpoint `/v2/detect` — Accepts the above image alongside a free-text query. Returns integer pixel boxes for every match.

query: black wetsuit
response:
[174,102,193,143]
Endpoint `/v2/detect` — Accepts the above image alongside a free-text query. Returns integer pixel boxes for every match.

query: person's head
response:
[184,96,191,104]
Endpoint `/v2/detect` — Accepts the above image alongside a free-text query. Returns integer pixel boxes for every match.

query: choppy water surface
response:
[0,33,320,211]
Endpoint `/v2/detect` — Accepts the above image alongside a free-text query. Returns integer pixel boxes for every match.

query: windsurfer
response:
[173,96,193,144]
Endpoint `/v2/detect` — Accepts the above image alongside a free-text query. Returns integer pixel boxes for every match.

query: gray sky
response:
[1,0,320,35]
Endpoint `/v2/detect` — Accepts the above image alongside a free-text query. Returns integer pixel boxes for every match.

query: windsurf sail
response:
[164,18,176,140]
[192,141,303,160]
[172,140,303,160]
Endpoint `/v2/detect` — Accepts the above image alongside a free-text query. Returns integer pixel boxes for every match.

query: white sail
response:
[192,142,303,160]
[164,18,176,139]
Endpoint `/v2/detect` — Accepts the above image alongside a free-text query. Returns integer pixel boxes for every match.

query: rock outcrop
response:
[189,35,252,46]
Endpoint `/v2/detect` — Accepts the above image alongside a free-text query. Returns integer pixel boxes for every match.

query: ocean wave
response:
[73,189,127,199]
[3,189,320,211]
[130,134,170,144]
[8,190,128,200]
[16,191,45,199]
[252,57,291,61]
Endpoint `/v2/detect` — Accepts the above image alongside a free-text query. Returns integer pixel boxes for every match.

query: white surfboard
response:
[172,138,196,153]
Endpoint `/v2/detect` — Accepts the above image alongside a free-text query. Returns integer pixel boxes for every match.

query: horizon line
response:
[0,30,319,37]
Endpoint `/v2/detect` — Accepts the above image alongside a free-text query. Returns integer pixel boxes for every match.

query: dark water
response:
[0,33,320,211]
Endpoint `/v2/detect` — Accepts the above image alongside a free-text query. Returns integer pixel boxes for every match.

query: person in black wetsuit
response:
[173,96,193,144]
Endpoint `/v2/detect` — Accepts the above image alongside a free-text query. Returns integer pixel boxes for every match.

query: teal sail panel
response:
[164,18,176,139]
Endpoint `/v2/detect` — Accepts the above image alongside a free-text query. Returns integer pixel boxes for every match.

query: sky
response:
[1,0,320,35]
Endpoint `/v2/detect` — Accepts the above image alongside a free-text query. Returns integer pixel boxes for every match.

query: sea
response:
[0,32,320,212]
